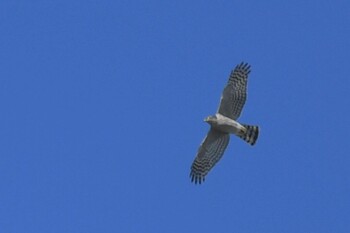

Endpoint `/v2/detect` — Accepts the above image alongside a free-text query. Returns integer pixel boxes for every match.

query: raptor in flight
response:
[190,62,259,184]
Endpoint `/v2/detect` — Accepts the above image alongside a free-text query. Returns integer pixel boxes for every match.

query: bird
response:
[190,62,259,184]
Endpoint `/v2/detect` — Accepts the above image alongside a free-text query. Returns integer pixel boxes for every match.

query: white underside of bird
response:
[204,113,246,136]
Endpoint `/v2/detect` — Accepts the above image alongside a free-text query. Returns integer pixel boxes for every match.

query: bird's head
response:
[204,115,217,124]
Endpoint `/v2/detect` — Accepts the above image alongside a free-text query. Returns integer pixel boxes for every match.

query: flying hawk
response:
[190,62,259,184]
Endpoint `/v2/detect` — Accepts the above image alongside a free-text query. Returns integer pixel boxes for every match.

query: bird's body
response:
[205,113,246,136]
[190,62,259,184]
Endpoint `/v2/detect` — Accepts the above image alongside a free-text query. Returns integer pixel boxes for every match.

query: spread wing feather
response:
[217,62,251,120]
[190,128,230,184]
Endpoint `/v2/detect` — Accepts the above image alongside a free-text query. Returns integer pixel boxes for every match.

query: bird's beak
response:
[203,117,208,122]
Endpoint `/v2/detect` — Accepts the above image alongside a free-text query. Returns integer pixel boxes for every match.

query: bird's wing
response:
[217,62,251,120]
[190,128,230,184]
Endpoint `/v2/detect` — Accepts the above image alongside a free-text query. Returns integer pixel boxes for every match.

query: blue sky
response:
[1,1,350,232]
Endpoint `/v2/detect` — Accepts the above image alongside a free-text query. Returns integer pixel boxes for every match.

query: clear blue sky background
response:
[1,1,350,232]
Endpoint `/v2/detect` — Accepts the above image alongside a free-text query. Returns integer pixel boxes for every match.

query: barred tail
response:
[240,125,259,145]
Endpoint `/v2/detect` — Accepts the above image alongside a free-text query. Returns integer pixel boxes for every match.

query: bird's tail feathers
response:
[239,124,259,145]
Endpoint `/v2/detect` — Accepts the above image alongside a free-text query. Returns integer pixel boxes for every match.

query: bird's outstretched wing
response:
[190,128,230,184]
[217,62,251,120]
